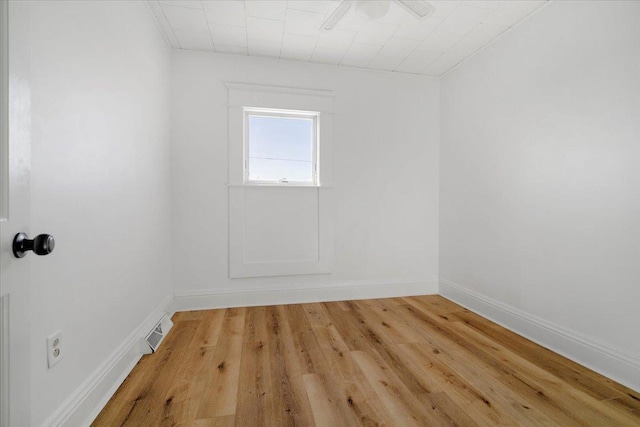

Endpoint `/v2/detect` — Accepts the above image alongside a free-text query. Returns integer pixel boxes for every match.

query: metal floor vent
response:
[141,314,173,354]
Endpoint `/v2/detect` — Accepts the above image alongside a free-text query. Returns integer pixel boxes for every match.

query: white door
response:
[0,1,33,426]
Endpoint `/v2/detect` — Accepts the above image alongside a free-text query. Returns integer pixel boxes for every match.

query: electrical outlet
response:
[47,331,63,368]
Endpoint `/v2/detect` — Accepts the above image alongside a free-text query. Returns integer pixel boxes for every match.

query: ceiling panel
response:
[148,0,548,77]
[483,1,545,25]
[436,4,491,34]
[417,31,464,53]
[341,42,381,67]
[246,16,284,42]
[392,15,444,40]
[245,1,287,20]
[353,21,399,46]
[284,9,327,36]
[210,24,248,48]
[287,0,332,15]
[378,37,422,58]
[316,29,357,50]
[202,1,246,26]
[163,4,209,32]
[281,33,318,61]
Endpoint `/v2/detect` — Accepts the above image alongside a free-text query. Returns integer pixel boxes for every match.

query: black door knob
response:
[12,233,55,258]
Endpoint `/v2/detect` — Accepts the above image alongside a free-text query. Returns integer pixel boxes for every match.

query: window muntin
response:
[244,108,318,185]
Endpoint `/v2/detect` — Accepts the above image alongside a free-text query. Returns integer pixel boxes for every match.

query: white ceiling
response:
[147,0,547,77]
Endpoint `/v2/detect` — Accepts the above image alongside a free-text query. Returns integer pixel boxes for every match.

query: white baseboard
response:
[41,294,174,427]
[439,279,640,392]
[172,278,438,312]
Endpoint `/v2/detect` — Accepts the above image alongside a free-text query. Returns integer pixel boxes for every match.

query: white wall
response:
[171,52,440,303]
[28,1,173,425]
[441,0,640,387]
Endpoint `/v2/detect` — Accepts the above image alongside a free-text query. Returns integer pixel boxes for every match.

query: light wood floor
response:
[94,296,640,426]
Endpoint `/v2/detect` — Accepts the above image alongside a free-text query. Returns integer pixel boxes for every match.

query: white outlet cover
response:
[47,331,63,368]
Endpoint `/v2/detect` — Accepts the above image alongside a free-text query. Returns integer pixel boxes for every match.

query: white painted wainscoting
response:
[229,185,335,277]
[226,83,335,279]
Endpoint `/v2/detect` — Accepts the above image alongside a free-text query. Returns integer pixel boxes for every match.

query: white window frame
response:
[243,107,319,186]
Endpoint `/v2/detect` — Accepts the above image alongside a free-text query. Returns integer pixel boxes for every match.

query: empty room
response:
[0,0,638,426]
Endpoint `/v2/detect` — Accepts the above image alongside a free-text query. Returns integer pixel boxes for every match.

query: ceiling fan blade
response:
[321,1,352,31]
[396,0,434,18]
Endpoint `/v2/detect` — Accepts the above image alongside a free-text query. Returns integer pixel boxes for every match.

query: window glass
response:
[247,113,316,184]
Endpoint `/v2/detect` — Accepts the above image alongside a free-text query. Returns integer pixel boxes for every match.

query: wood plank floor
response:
[93,296,640,426]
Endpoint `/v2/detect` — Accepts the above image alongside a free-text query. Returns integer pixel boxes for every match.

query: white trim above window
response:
[226,83,334,113]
